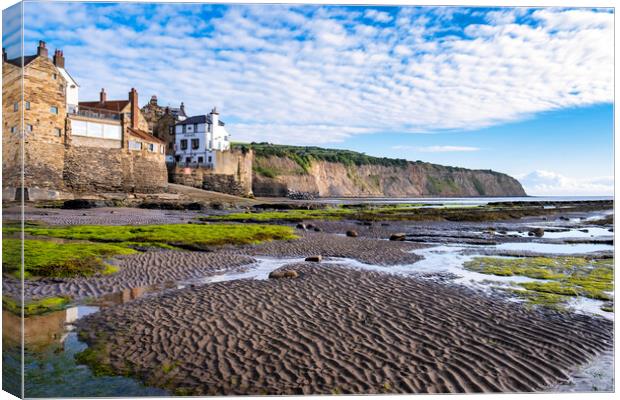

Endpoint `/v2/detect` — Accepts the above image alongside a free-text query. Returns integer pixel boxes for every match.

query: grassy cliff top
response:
[233,142,501,175]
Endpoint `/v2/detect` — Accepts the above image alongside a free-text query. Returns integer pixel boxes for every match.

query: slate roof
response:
[175,114,225,126]
[5,55,38,67]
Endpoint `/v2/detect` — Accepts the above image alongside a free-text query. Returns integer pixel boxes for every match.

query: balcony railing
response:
[71,105,122,121]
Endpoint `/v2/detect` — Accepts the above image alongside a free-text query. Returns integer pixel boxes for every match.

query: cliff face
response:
[252,156,526,197]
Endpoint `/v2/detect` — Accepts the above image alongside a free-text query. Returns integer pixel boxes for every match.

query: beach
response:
[2,199,615,396]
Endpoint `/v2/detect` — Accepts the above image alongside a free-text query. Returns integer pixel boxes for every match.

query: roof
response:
[79,100,129,112]
[175,114,225,126]
[127,127,166,144]
[5,55,38,67]
[57,67,79,87]
[169,107,187,119]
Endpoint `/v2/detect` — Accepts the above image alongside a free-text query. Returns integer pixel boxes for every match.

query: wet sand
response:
[76,263,613,395]
[5,232,423,301]
[4,251,254,300]
[243,231,424,265]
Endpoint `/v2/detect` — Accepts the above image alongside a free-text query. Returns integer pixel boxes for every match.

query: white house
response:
[52,49,79,113]
[174,107,231,167]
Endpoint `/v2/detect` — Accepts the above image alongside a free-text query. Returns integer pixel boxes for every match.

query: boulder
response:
[61,199,99,209]
[389,233,407,241]
[296,223,306,230]
[305,255,322,262]
[306,223,315,229]
[528,228,545,237]
[346,230,358,237]
[268,270,299,279]
[313,227,323,232]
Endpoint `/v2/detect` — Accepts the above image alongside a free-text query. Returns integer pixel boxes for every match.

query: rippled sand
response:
[76,263,613,395]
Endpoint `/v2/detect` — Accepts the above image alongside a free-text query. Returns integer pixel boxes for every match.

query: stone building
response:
[2,41,167,200]
[141,95,187,159]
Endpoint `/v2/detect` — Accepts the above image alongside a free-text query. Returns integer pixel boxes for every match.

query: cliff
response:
[237,144,526,198]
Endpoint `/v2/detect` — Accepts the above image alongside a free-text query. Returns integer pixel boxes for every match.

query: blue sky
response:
[2,2,614,195]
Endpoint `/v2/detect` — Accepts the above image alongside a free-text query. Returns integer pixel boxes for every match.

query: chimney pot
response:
[53,48,65,68]
[37,40,48,58]
[100,88,107,103]
[2,48,6,63]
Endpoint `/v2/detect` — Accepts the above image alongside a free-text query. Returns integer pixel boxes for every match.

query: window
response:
[193,123,198,132]
[148,143,155,152]
[208,156,212,163]
[175,155,180,162]
[13,102,18,112]
[180,139,188,150]
[71,120,121,139]
[185,157,192,164]
[50,106,58,114]
[10,126,16,133]
[25,101,30,110]
[52,73,57,80]
[160,145,164,154]
[198,156,204,163]
[169,126,174,134]
[26,124,33,132]
[191,138,199,149]
[54,128,62,137]
[182,125,186,133]
[128,141,142,151]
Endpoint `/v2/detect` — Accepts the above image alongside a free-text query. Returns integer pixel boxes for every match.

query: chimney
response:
[53,49,65,68]
[150,95,158,106]
[99,88,107,103]
[129,88,139,128]
[2,48,6,62]
[37,40,48,58]
[210,106,219,130]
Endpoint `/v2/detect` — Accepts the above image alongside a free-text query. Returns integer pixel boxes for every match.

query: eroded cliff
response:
[239,144,526,198]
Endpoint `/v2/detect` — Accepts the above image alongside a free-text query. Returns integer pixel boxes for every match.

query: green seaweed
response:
[3,295,71,316]
[2,239,136,279]
[5,224,296,279]
[465,256,614,311]
[20,223,297,249]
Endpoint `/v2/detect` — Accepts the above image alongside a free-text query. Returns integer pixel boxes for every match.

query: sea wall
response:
[169,149,253,196]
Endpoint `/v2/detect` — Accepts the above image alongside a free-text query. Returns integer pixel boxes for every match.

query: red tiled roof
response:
[128,127,165,144]
[79,100,129,112]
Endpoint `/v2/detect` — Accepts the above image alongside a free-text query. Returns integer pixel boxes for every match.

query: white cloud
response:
[392,145,480,153]
[364,9,393,23]
[516,170,614,196]
[16,5,614,146]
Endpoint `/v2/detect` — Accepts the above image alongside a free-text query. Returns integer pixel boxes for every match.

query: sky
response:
[2,2,614,196]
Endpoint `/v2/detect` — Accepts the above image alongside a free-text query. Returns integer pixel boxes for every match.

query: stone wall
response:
[64,147,167,193]
[202,174,248,196]
[169,149,254,196]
